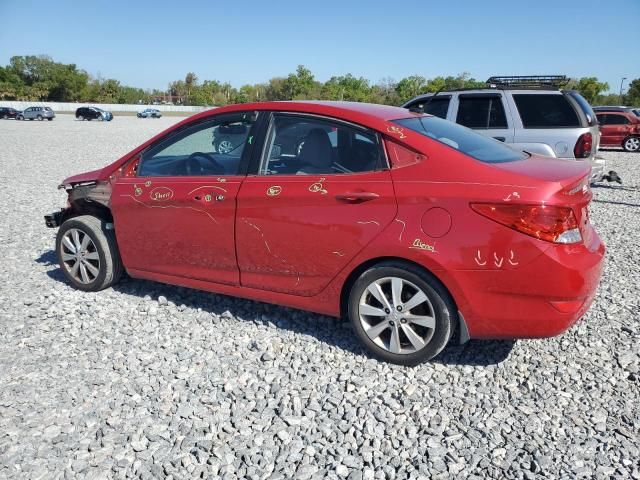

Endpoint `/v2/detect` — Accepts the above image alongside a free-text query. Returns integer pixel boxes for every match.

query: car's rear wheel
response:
[348,262,454,365]
[37,115,43,121]
[78,115,84,121]
[2,114,7,119]
[56,215,123,292]
[623,136,640,152]
[16,115,23,120]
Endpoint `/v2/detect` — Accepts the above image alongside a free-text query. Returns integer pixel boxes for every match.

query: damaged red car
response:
[45,101,605,364]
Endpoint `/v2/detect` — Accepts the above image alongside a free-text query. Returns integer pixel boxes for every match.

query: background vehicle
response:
[593,106,640,117]
[402,75,604,182]
[596,110,640,152]
[0,107,20,119]
[17,106,55,121]
[76,107,113,121]
[44,101,604,365]
[137,108,162,118]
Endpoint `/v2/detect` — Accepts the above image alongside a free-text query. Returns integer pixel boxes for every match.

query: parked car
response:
[0,107,20,119]
[76,107,113,121]
[593,106,640,117]
[17,106,55,121]
[44,101,604,365]
[595,111,640,152]
[137,108,162,118]
[402,75,604,182]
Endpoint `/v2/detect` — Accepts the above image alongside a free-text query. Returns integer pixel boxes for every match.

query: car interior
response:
[261,116,383,175]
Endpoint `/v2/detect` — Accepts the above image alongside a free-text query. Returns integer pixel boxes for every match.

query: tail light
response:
[471,203,582,244]
[574,132,593,158]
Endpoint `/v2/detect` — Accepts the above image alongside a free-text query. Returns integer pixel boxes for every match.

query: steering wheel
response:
[185,152,224,175]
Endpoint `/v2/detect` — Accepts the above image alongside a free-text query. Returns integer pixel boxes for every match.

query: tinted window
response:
[605,114,630,125]
[407,97,451,119]
[596,114,607,125]
[394,116,527,163]
[261,115,384,175]
[513,94,580,128]
[138,114,255,177]
[456,96,507,129]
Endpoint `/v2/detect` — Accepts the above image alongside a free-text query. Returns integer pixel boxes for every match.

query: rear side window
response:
[394,116,527,163]
[456,95,508,129]
[513,94,580,128]
[566,91,596,126]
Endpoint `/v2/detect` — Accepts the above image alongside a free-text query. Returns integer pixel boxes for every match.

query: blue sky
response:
[1,0,638,93]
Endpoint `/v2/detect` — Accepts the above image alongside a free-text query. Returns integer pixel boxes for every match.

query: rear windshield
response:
[394,116,527,163]
[513,94,580,128]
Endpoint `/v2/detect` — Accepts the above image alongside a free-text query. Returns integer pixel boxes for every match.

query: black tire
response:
[622,136,640,152]
[78,115,84,121]
[348,261,455,365]
[16,115,23,120]
[2,114,7,119]
[56,215,123,292]
[37,115,43,121]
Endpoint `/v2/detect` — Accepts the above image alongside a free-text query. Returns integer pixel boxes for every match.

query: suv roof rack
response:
[486,75,569,89]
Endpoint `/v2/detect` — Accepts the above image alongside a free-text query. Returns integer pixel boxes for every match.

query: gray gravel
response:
[0,115,639,479]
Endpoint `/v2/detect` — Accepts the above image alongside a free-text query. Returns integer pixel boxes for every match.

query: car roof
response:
[197,101,420,124]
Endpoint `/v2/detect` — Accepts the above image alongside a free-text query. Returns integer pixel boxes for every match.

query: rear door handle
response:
[335,192,380,203]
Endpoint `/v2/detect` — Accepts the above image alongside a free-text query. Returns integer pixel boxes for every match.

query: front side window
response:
[260,114,385,175]
[513,94,580,128]
[605,114,629,125]
[138,113,255,176]
[456,95,507,129]
[394,115,527,164]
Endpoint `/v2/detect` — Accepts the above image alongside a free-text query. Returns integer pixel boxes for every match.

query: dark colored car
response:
[44,101,604,365]
[76,107,113,121]
[0,107,20,119]
[596,111,640,152]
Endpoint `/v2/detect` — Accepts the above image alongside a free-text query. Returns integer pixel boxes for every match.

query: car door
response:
[602,113,631,145]
[110,111,260,285]
[453,93,514,143]
[236,112,397,296]
[596,114,614,145]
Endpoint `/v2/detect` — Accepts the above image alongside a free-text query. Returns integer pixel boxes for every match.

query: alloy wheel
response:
[624,137,640,152]
[60,228,101,284]
[358,277,436,355]
[217,140,234,154]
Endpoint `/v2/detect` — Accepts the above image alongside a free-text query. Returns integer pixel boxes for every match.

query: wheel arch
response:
[63,198,113,225]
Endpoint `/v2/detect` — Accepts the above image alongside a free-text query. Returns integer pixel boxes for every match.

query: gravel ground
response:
[0,115,638,480]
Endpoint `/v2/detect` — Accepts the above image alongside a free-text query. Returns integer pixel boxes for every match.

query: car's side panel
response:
[111,176,242,285]
[235,171,397,296]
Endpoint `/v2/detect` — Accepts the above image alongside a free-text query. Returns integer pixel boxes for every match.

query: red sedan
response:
[45,102,605,364]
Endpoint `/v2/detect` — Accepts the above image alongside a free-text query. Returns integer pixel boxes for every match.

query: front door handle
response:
[335,192,380,203]
[493,136,506,142]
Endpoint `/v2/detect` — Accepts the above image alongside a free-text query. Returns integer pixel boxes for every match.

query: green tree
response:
[625,78,640,106]
[395,75,427,103]
[568,77,609,104]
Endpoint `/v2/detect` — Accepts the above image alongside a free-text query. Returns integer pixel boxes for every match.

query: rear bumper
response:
[453,231,605,339]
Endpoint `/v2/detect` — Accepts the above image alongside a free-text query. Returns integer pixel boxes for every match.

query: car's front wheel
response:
[56,215,123,291]
[623,136,640,152]
[16,115,23,120]
[348,262,455,365]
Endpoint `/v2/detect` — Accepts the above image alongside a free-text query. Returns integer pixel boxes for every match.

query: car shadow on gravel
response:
[592,199,640,208]
[37,250,515,366]
[591,184,638,193]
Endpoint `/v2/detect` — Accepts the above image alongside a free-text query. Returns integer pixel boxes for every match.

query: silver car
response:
[17,106,55,121]
[402,76,604,182]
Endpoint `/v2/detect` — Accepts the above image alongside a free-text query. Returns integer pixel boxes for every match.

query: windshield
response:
[394,116,527,163]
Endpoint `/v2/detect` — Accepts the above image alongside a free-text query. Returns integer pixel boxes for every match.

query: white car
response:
[137,108,162,118]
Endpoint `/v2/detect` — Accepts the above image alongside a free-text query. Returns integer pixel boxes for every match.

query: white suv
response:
[402,76,604,182]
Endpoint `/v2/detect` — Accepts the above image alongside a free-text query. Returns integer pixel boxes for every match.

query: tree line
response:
[1,55,638,107]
